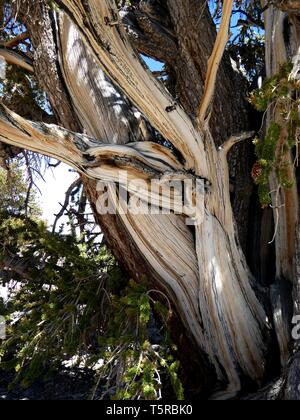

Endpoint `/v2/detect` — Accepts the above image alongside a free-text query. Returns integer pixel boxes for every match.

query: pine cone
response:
[251,162,263,181]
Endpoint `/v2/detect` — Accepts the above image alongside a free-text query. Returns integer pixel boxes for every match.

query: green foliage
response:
[250,63,300,207]
[48,1,60,12]
[252,122,281,206]
[1,65,51,120]
[0,212,120,382]
[96,280,184,400]
[117,0,132,7]
[0,214,183,400]
[250,63,295,112]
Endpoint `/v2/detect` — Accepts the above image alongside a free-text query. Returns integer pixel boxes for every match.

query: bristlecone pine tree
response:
[0,0,300,399]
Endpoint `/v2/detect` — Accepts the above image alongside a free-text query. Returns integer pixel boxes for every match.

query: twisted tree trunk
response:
[0,0,273,398]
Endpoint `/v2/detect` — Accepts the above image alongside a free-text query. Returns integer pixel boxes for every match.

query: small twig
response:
[152,70,167,78]
[212,0,222,19]
[104,17,119,27]
[294,128,300,167]
[48,160,61,168]
[23,151,34,217]
[52,178,81,232]
[0,14,13,31]
[259,101,276,134]
[269,185,285,245]
[220,131,255,155]
[232,9,264,29]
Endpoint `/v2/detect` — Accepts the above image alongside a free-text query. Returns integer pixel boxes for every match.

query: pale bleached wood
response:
[0,102,184,189]
[56,13,147,145]
[220,131,255,155]
[54,12,208,355]
[0,98,206,356]
[198,0,234,123]
[194,131,270,396]
[57,0,209,175]
[54,13,210,378]
[264,5,297,283]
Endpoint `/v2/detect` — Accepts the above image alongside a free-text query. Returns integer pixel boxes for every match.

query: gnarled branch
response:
[0,46,33,73]
[0,103,197,214]
[56,0,207,174]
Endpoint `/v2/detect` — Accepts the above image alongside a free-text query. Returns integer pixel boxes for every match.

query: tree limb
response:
[220,131,255,155]
[0,46,33,73]
[0,31,29,48]
[0,102,189,186]
[198,0,234,123]
[0,102,206,216]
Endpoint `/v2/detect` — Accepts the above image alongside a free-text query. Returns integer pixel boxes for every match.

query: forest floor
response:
[0,367,102,400]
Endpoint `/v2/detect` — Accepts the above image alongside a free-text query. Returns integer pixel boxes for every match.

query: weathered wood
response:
[198,0,233,122]
[0,0,276,397]
[56,0,208,174]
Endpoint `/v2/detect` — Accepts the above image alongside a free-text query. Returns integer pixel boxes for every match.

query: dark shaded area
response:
[0,367,98,400]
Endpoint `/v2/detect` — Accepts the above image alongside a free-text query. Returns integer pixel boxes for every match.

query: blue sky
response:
[39,162,78,226]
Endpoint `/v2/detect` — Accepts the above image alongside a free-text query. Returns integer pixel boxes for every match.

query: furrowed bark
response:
[119,2,177,63]
[10,3,213,393]
[17,0,157,314]
[163,0,254,254]
[52,12,211,368]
